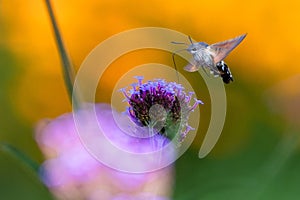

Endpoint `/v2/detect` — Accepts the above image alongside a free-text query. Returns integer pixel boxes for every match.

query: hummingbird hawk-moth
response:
[172,34,246,84]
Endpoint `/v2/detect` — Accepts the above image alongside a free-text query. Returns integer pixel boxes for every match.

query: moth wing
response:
[209,34,247,63]
[184,63,200,72]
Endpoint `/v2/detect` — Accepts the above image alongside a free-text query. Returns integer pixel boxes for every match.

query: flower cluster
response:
[36,77,201,200]
[121,76,203,142]
[36,104,173,200]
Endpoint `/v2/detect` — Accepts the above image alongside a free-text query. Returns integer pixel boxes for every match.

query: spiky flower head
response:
[121,76,203,143]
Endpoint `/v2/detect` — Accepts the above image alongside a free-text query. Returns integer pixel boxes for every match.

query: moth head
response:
[187,42,208,54]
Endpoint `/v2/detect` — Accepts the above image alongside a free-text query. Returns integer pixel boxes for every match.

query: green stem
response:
[1,143,54,196]
[44,0,78,107]
[1,143,40,174]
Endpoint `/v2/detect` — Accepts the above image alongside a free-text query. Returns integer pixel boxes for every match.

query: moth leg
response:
[200,65,211,77]
[210,66,221,77]
[201,62,220,77]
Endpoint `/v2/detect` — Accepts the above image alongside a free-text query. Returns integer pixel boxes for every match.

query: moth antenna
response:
[188,35,193,44]
[171,41,188,45]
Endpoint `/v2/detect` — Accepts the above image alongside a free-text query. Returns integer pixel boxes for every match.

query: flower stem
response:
[0,143,53,195]
[44,0,78,107]
[0,143,39,174]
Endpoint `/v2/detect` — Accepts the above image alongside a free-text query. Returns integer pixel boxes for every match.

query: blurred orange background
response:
[2,0,300,121]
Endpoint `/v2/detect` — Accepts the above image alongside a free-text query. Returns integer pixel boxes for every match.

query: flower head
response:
[121,76,203,142]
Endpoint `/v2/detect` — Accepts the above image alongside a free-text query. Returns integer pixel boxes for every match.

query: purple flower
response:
[36,103,174,200]
[121,76,203,143]
[36,77,202,199]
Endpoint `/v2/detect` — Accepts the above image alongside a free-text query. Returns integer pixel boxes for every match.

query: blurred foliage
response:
[0,44,53,199]
[174,130,300,200]
[0,0,300,199]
